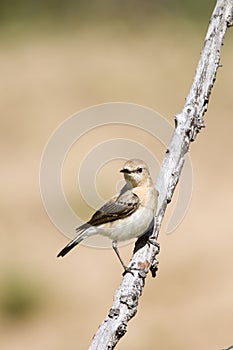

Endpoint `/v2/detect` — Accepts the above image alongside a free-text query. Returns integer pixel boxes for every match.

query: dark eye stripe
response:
[122,167,144,174]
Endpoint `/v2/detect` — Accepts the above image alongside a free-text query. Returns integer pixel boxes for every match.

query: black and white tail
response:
[57,224,89,257]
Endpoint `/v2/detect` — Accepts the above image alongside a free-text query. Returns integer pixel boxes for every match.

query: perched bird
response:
[57,159,158,272]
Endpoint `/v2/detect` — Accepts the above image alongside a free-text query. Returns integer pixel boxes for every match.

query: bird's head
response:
[120,159,153,187]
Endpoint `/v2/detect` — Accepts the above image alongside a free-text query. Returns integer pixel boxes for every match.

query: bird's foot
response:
[122,264,149,277]
[122,266,135,276]
[147,237,160,252]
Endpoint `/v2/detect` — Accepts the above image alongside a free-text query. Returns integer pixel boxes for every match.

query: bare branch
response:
[89,1,233,349]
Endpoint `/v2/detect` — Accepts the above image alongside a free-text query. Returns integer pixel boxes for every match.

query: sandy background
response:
[0,3,233,350]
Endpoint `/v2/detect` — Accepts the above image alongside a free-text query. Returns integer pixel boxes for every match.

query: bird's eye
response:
[137,167,143,173]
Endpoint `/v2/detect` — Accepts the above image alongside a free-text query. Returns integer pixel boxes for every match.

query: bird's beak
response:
[120,168,130,174]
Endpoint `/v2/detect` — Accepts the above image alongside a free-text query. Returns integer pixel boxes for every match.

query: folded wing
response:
[87,190,140,226]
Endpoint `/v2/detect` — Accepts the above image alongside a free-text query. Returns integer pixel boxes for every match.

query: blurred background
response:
[1,0,233,349]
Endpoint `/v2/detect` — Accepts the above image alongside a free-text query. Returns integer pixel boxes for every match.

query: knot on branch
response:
[120,291,139,309]
[175,105,195,128]
[190,114,205,141]
[115,322,127,339]
[175,104,205,141]
[176,104,205,142]
[108,308,120,319]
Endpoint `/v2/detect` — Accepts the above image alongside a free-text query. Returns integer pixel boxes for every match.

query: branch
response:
[89,1,233,348]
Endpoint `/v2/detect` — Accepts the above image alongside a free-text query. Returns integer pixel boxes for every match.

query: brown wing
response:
[87,190,140,226]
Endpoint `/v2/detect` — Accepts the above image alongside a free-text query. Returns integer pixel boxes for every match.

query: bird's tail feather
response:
[57,224,89,258]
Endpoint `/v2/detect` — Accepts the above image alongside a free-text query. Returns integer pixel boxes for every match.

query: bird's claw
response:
[122,265,149,277]
[122,266,135,276]
[147,237,160,252]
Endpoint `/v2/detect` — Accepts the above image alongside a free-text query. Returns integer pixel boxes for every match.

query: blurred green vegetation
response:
[0,0,215,26]
[0,270,46,322]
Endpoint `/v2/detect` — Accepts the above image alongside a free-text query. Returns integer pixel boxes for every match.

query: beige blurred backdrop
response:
[1,1,233,349]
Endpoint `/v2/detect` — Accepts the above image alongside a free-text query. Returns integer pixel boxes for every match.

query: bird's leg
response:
[112,241,133,275]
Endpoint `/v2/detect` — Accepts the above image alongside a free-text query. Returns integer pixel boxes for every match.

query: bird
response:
[57,158,158,272]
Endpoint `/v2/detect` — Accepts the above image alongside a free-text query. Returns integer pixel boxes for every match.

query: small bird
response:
[57,159,158,272]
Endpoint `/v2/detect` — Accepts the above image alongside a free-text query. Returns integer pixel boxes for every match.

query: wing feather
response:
[87,190,140,226]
